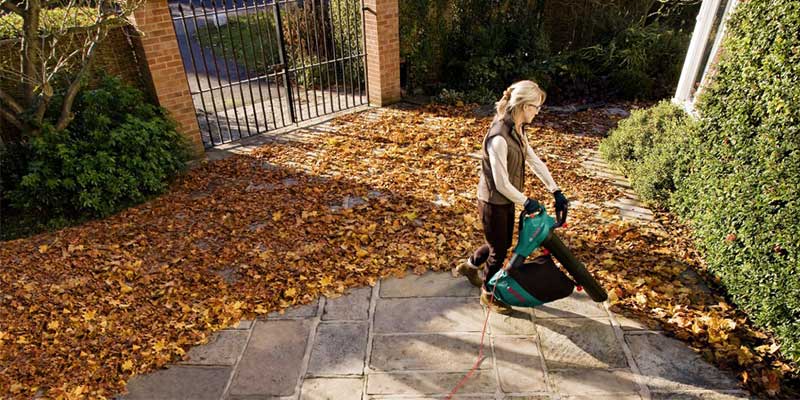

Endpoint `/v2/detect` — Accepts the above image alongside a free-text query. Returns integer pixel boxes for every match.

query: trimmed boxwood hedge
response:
[599,100,696,206]
[601,0,800,362]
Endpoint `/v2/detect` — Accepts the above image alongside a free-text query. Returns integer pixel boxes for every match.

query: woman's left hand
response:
[553,190,569,219]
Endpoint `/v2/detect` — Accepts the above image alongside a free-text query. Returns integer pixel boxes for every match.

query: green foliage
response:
[674,0,800,362]
[329,0,365,88]
[581,23,691,99]
[601,0,800,363]
[400,0,697,102]
[0,7,101,39]
[10,76,190,218]
[600,101,694,206]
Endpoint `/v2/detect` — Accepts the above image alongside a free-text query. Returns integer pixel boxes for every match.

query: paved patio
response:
[120,271,750,400]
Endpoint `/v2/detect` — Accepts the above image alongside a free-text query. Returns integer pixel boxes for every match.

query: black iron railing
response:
[170,0,368,148]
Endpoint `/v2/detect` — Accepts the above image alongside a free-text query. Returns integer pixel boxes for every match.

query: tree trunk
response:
[21,0,42,110]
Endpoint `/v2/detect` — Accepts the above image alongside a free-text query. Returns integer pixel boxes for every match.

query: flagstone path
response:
[117,105,751,400]
[119,271,750,400]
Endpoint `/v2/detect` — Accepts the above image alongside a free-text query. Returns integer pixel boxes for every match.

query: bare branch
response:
[0,88,24,114]
[0,104,23,131]
[0,0,23,16]
[55,29,103,131]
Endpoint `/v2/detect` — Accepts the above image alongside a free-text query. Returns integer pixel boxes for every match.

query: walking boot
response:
[454,258,483,288]
[480,289,513,315]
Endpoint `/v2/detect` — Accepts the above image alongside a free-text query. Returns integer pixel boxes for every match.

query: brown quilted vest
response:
[477,113,525,205]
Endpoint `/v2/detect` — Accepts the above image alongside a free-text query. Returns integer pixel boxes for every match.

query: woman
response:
[455,80,569,314]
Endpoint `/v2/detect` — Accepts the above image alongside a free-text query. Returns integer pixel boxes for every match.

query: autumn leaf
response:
[607,288,619,304]
[737,346,756,366]
[0,104,794,399]
[83,310,96,322]
[402,211,417,221]
[320,276,333,287]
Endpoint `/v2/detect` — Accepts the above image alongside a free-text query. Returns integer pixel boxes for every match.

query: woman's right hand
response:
[523,198,541,214]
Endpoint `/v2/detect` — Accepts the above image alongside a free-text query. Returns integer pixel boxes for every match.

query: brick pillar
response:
[132,0,204,155]
[363,0,401,106]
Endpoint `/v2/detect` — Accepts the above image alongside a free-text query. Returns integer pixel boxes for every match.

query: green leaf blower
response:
[487,205,608,307]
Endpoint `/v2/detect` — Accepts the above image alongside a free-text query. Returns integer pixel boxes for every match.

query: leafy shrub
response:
[402,0,697,103]
[600,100,693,207]
[11,76,190,217]
[0,142,31,201]
[602,0,800,363]
[673,0,800,362]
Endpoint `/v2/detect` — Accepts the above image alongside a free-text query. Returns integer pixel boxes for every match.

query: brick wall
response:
[132,0,204,156]
[363,0,401,106]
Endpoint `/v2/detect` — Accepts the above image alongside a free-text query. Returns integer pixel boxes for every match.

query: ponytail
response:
[492,81,546,123]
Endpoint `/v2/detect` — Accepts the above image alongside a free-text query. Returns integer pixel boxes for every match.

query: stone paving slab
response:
[370,333,491,371]
[562,395,642,400]
[369,396,496,400]
[615,313,661,331]
[532,292,608,319]
[180,330,248,366]
[123,366,232,400]
[650,391,752,399]
[300,377,364,400]
[323,287,371,320]
[493,336,548,393]
[267,299,319,319]
[536,318,628,369]
[119,268,753,400]
[488,307,536,336]
[625,333,741,392]
[366,371,496,395]
[380,271,481,298]
[374,297,485,333]
[228,319,311,397]
[307,322,368,376]
[229,320,253,330]
[550,368,641,396]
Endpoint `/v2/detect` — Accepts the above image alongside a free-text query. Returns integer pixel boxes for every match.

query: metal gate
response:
[170,0,368,148]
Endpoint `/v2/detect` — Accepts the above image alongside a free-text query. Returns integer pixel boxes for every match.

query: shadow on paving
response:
[0,104,747,399]
[115,146,741,398]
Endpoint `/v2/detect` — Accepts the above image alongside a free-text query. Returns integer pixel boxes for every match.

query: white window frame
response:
[673,0,739,116]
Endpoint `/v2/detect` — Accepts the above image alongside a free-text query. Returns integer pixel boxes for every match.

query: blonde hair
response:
[493,80,547,123]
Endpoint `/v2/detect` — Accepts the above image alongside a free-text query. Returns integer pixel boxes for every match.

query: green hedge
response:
[7,76,190,219]
[0,7,100,40]
[400,0,697,102]
[600,0,800,362]
[599,101,695,206]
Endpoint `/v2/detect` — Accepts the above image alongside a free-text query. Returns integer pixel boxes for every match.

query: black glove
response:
[553,190,569,224]
[523,198,541,215]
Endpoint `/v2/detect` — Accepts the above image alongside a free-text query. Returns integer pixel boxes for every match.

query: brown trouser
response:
[471,200,515,291]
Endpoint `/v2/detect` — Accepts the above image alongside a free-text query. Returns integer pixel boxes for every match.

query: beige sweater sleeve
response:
[486,136,528,206]
[521,134,560,193]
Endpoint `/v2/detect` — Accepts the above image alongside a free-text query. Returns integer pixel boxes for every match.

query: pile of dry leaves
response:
[0,104,796,399]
